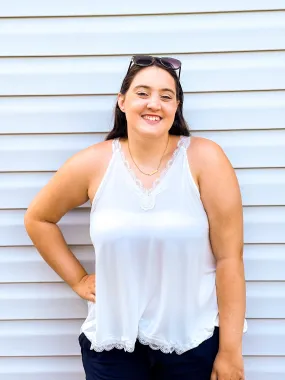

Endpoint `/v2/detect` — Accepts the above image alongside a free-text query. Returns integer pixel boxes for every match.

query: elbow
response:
[24,206,42,234]
[24,209,35,234]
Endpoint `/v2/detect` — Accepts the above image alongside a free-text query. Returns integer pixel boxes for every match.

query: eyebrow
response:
[133,85,175,96]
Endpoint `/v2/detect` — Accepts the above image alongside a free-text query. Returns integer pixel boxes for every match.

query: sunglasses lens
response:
[161,57,181,70]
[133,55,154,66]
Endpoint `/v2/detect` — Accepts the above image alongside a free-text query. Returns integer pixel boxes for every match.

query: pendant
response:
[146,169,158,176]
[140,192,156,211]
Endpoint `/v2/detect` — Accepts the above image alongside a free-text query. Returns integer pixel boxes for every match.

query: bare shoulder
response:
[74,139,113,168]
[25,139,114,223]
[81,139,114,202]
[188,136,233,179]
[65,139,113,182]
[188,136,228,167]
[188,135,241,212]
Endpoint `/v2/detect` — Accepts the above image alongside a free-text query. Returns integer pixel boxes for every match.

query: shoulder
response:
[188,136,227,163]
[67,139,113,170]
[77,138,113,161]
[188,136,232,175]
[188,136,241,210]
[186,136,238,198]
[57,139,114,187]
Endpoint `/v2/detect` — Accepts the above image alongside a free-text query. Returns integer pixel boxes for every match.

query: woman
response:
[24,55,246,380]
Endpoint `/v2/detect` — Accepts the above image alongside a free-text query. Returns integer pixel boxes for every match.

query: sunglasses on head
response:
[127,55,182,79]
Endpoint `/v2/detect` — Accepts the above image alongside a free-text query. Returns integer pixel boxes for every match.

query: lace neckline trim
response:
[114,135,189,196]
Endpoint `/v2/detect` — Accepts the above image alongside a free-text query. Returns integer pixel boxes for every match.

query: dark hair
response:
[105,59,190,140]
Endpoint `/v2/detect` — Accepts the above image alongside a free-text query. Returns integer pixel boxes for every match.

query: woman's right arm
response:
[24,147,96,302]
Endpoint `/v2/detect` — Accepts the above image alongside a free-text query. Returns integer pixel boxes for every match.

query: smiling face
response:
[118,66,180,139]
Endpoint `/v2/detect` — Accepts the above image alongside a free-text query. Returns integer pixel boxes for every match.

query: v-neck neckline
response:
[116,135,185,196]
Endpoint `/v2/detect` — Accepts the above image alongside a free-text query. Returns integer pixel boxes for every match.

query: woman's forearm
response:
[216,257,246,353]
[24,216,87,289]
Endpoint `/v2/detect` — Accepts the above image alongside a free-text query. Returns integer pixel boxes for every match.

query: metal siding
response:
[1,53,285,96]
[0,357,83,380]
[0,4,284,380]
[0,13,285,56]
[1,0,285,16]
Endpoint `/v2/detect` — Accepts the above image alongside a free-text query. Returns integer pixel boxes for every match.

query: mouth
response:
[141,115,162,124]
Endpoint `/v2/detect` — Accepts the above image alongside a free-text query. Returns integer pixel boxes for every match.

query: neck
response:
[126,132,170,168]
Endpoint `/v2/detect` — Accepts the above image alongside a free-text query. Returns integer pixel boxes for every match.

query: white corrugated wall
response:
[0,1,285,379]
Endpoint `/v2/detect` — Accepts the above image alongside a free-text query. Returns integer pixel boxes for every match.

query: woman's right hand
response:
[72,273,96,302]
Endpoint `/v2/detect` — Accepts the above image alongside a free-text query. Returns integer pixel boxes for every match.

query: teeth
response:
[143,116,160,121]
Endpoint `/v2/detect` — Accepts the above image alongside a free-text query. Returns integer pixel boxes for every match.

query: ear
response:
[117,93,125,113]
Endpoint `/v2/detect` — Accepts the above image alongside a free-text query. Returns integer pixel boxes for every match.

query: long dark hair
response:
[105,59,190,140]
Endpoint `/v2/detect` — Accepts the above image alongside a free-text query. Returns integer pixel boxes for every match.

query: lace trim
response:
[90,339,135,353]
[89,325,214,355]
[116,135,190,196]
[137,329,213,354]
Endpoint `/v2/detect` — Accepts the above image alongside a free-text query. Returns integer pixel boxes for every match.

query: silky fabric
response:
[81,135,222,353]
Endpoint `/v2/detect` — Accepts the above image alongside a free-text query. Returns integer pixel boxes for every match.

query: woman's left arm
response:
[194,137,246,380]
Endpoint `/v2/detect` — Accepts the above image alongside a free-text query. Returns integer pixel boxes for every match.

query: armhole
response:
[90,140,116,213]
[184,136,201,199]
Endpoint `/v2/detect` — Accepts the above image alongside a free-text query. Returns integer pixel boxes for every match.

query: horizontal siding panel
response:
[243,207,285,243]
[194,130,285,168]
[1,1,285,17]
[0,207,284,246]
[0,283,87,320]
[0,96,115,133]
[1,169,285,209]
[0,319,83,356]
[0,172,90,209]
[244,357,285,380]
[237,169,285,206]
[0,12,285,56]
[0,357,83,380]
[244,244,285,281]
[1,245,284,283]
[243,319,285,355]
[1,52,285,96]
[1,319,284,356]
[1,281,284,319]
[1,92,285,134]
[246,282,285,318]
[0,246,94,283]
[0,131,284,172]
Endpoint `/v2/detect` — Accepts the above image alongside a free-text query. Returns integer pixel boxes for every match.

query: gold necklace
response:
[128,135,170,176]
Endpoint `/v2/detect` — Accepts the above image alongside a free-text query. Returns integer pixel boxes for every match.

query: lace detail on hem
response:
[89,325,215,355]
[137,327,214,355]
[90,340,135,353]
[116,135,190,211]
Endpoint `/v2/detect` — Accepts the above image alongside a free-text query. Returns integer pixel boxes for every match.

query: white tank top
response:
[80,135,220,354]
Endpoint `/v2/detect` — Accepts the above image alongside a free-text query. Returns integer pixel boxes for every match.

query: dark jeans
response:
[79,327,219,380]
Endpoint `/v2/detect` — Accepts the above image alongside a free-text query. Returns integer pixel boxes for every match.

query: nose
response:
[147,95,161,111]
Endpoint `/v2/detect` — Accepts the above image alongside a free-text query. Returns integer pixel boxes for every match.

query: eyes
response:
[136,91,173,101]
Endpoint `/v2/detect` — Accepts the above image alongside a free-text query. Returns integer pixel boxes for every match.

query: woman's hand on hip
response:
[211,350,245,380]
[72,273,96,302]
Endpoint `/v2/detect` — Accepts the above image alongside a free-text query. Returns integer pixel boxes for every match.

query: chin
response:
[135,124,167,139]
